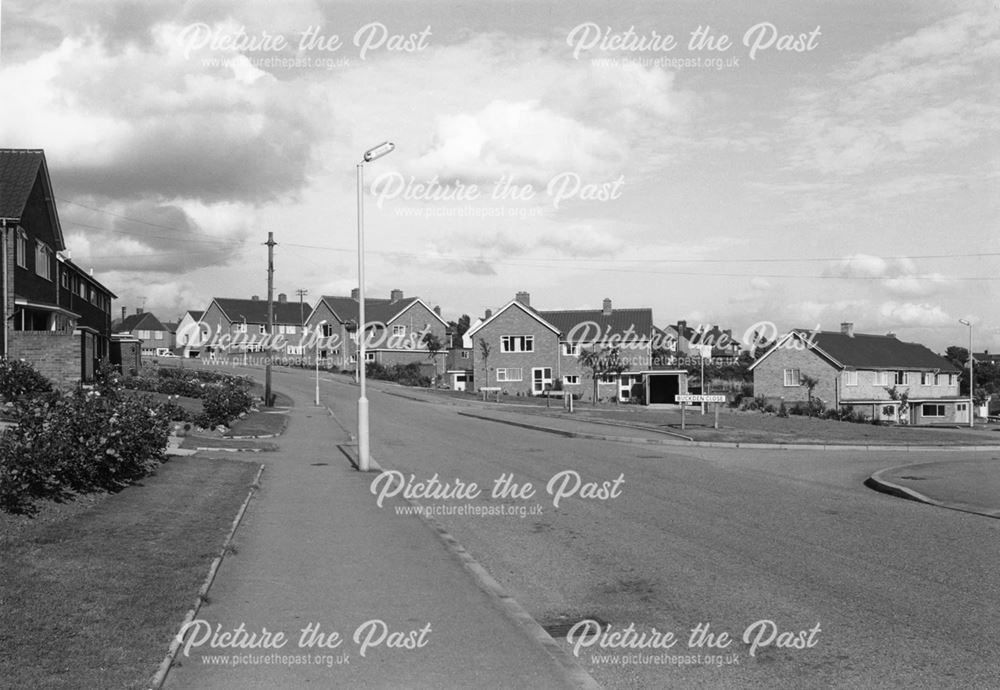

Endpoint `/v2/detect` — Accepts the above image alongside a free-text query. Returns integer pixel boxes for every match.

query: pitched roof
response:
[186,310,204,321]
[115,312,167,334]
[754,329,960,372]
[0,149,44,221]
[538,307,654,342]
[465,300,561,338]
[212,298,306,325]
[319,295,439,327]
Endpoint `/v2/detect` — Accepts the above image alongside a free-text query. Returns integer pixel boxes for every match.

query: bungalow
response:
[114,309,171,356]
[303,288,448,374]
[750,322,967,424]
[1,148,116,384]
[200,294,307,359]
[467,291,684,403]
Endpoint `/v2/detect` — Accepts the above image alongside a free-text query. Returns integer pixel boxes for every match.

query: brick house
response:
[114,310,171,356]
[0,148,116,384]
[175,310,207,356]
[664,320,742,364]
[200,294,307,359]
[304,289,448,375]
[750,322,967,424]
[467,292,670,402]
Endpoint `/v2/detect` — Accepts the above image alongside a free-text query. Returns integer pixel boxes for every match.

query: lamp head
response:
[363,141,395,162]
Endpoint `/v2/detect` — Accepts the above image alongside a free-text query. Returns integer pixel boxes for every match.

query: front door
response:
[532,367,553,394]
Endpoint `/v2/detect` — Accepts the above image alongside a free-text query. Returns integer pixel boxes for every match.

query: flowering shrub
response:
[0,381,171,516]
[0,359,53,401]
[198,380,255,429]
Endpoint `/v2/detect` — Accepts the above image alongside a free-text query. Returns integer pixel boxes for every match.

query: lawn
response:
[0,455,261,689]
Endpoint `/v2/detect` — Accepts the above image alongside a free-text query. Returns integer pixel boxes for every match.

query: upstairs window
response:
[843,371,858,387]
[35,242,52,280]
[501,335,534,353]
[783,368,801,387]
[392,325,406,336]
[894,371,908,385]
[15,230,27,268]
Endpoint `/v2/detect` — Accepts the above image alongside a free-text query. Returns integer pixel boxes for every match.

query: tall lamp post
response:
[959,319,974,428]
[357,141,395,472]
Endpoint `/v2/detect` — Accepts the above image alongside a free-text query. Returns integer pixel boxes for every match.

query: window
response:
[153,330,163,339]
[877,371,890,386]
[35,242,52,280]
[921,372,935,385]
[598,374,617,384]
[321,324,335,337]
[236,323,247,333]
[392,325,406,336]
[287,346,304,355]
[922,404,945,417]
[894,371,908,385]
[843,371,858,387]
[364,352,376,362]
[460,351,469,359]
[501,335,534,353]
[137,330,151,340]
[15,230,27,268]
[89,287,97,304]
[562,343,581,356]
[957,403,968,412]
[495,367,523,382]
[77,279,86,298]
[783,368,801,387]
[258,325,267,335]
[60,271,68,289]
[564,375,580,385]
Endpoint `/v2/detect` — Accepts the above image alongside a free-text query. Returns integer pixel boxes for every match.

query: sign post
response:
[675,394,726,430]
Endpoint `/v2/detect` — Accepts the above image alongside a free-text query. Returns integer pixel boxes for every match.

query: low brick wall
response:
[9,331,81,387]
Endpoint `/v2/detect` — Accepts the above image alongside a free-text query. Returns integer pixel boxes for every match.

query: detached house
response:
[750,322,967,424]
[114,310,171,356]
[0,148,116,384]
[304,289,448,374]
[201,294,307,359]
[467,292,687,403]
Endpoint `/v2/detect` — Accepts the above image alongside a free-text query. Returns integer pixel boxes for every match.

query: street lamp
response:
[959,319,974,428]
[315,319,327,406]
[357,141,395,472]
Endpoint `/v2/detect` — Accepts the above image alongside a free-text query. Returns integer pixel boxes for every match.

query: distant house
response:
[0,148,116,384]
[467,292,686,403]
[750,322,967,424]
[304,288,448,374]
[175,310,207,356]
[444,315,481,391]
[665,320,742,363]
[114,310,171,356]
[200,294,307,359]
[973,351,1000,366]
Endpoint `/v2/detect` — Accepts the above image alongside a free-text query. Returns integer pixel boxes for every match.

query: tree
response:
[884,386,909,424]
[800,374,819,415]
[422,333,443,386]
[944,346,969,370]
[580,346,626,404]
[478,338,492,388]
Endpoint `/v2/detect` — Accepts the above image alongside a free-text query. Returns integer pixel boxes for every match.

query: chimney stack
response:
[515,291,530,307]
[278,293,287,303]
[136,307,143,315]
[841,322,854,337]
[251,295,260,301]
[351,287,360,300]
[602,298,612,316]
[433,305,441,316]
[677,320,687,338]
[390,288,403,303]
[121,306,126,322]
[485,309,493,320]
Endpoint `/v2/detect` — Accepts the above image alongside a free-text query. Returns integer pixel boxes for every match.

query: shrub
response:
[0,388,170,515]
[777,401,788,417]
[0,359,53,401]
[197,379,255,429]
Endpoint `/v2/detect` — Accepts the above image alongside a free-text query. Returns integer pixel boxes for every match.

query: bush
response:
[0,387,170,515]
[0,359,53,401]
[777,401,788,417]
[197,380,255,429]
[365,361,431,388]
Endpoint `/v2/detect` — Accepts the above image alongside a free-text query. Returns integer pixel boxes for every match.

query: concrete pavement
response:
[866,459,1000,518]
[162,379,590,689]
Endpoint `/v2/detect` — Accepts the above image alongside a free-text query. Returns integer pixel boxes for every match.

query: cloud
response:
[877,301,952,327]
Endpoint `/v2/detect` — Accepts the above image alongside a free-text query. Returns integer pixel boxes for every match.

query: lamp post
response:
[315,319,326,406]
[959,319,974,428]
[357,141,395,472]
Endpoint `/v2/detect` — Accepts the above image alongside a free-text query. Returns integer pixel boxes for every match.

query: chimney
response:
[602,298,612,316]
[841,322,854,337]
[433,305,441,316]
[121,306,126,322]
[390,288,403,303]
[886,330,896,338]
[351,287,360,300]
[677,320,687,337]
[515,291,530,307]
[278,293,287,303]
[485,309,493,320]
[136,307,143,315]
[251,295,260,301]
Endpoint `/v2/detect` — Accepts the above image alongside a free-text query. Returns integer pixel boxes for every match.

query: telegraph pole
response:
[295,288,308,324]
[265,232,276,407]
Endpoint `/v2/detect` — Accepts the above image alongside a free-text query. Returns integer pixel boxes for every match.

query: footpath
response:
[161,384,590,689]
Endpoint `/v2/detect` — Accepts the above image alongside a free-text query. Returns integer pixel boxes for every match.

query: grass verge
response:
[0,455,260,689]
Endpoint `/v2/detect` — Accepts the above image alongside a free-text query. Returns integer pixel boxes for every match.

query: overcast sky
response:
[2,1,997,350]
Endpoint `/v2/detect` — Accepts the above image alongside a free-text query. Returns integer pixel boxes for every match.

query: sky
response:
[1,0,997,351]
